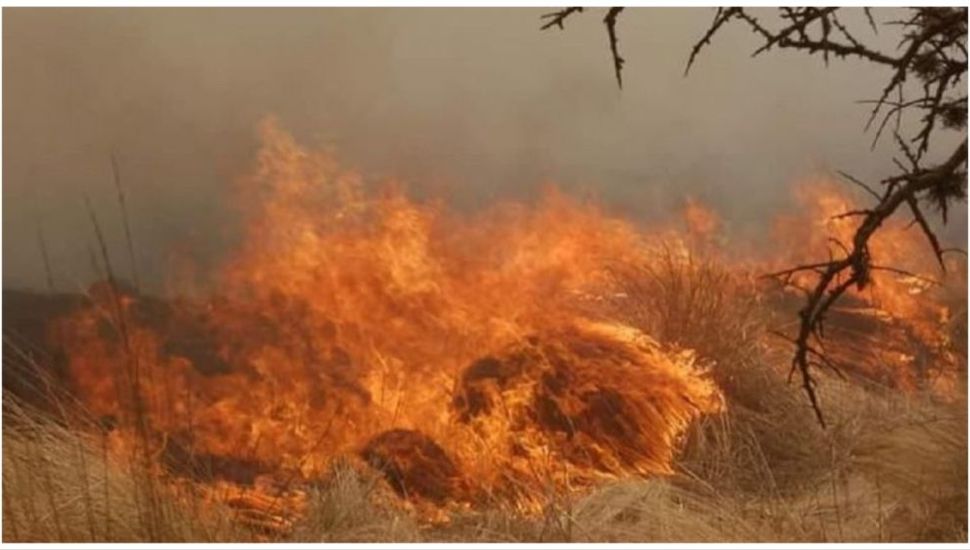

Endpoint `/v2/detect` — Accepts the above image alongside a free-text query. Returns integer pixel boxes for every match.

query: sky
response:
[3,7,966,292]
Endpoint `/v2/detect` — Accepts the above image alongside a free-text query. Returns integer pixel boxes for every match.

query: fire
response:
[48,120,962,534]
[52,119,725,527]
[769,179,961,391]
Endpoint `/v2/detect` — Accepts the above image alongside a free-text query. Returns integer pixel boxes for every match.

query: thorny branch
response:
[542,6,626,87]
[766,140,966,426]
[603,7,626,88]
[540,7,584,31]
[541,7,968,425]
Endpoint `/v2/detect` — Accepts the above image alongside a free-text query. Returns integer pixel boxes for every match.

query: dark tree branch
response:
[603,7,626,88]
[541,7,626,87]
[685,7,740,74]
[837,170,882,201]
[906,194,947,270]
[540,7,583,31]
[768,139,966,426]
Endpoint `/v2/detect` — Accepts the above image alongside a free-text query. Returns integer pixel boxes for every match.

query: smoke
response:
[3,7,966,292]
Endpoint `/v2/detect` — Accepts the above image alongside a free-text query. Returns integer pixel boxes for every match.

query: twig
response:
[603,7,626,88]
[540,7,583,31]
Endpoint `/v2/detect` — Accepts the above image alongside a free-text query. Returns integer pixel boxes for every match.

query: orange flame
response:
[49,121,962,531]
[768,178,961,391]
[53,119,725,519]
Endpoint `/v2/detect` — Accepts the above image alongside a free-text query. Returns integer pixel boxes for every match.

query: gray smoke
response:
[4,8,965,292]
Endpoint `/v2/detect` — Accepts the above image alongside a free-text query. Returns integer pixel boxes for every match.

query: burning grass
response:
[2,120,966,542]
[4,376,965,542]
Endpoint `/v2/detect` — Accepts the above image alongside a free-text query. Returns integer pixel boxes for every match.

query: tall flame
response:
[53,119,726,519]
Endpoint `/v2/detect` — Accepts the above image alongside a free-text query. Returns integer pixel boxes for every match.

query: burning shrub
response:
[451,319,723,507]
[361,429,462,504]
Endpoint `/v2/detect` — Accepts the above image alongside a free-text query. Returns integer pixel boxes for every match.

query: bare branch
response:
[685,8,740,74]
[540,7,583,31]
[771,138,966,425]
[540,7,626,87]
[863,8,878,35]
[905,195,947,270]
[603,7,626,88]
[837,170,882,201]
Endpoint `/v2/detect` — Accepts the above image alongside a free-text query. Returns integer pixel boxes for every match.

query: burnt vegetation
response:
[541,6,968,425]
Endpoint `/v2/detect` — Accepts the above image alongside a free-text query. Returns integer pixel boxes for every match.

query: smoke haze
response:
[4,7,966,292]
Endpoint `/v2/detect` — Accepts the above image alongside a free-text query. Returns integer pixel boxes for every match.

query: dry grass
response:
[300,385,965,543]
[4,366,964,544]
[3,247,966,542]
[2,397,247,542]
